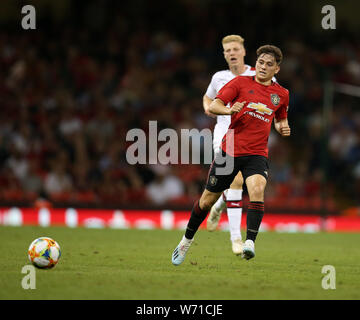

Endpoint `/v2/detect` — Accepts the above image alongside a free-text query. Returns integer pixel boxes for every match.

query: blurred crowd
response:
[0,1,359,212]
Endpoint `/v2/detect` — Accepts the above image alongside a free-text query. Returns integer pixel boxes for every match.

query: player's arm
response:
[274,91,290,137]
[209,79,245,115]
[203,94,217,117]
[209,98,245,115]
[274,118,291,137]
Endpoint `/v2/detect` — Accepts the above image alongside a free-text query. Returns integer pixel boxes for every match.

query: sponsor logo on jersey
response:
[270,94,280,106]
[247,102,273,115]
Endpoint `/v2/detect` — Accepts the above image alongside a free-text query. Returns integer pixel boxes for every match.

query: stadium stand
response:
[0,0,359,215]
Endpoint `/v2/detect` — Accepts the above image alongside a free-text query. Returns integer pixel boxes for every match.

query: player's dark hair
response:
[256,45,283,65]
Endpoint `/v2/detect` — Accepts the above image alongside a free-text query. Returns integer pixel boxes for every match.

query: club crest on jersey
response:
[270,94,280,106]
[209,175,218,186]
[247,102,273,115]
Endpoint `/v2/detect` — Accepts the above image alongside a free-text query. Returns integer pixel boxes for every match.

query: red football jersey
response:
[216,76,289,157]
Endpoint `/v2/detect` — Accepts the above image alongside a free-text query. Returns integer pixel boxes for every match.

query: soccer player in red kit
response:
[172,45,291,265]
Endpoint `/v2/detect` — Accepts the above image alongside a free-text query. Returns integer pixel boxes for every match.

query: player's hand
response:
[229,101,246,115]
[279,123,291,136]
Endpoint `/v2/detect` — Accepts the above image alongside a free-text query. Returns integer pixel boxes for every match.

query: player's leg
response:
[172,189,221,266]
[206,192,226,231]
[226,172,244,255]
[186,189,223,241]
[206,146,228,231]
[172,152,237,265]
[240,155,269,260]
[242,174,267,260]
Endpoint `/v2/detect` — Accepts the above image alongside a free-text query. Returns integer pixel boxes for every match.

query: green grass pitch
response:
[0,225,359,300]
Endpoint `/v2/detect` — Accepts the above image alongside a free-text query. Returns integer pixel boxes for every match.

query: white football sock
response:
[226,189,243,242]
[214,189,227,212]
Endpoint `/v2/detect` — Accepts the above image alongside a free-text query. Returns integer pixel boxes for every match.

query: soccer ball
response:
[28,237,61,269]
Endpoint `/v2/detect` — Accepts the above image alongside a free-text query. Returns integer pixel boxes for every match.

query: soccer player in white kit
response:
[203,35,256,255]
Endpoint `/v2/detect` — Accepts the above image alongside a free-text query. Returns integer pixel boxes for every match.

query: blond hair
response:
[222,35,244,45]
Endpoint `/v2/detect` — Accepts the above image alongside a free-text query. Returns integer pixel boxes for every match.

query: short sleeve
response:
[275,91,289,120]
[205,75,218,100]
[215,77,241,105]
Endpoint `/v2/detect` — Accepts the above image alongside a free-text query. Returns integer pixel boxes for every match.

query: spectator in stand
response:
[21,159,44,198]
[44,159,73,198]
[146,165,185,205]
[0,1,358,211]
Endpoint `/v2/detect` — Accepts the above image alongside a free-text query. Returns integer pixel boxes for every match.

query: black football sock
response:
[185,200,208,240]
[246,201,264,242]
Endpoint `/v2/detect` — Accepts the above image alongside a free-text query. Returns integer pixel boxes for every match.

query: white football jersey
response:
[205,65,256,151]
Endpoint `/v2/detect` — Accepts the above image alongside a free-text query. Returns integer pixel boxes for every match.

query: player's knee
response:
[248,184,265,200]
[230,177,243,189]
[199,192,218,211]
[199,198,212,211]
[230,173,243,189]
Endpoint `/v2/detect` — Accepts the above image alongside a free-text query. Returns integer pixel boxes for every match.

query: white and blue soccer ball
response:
[28,237,61,269]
